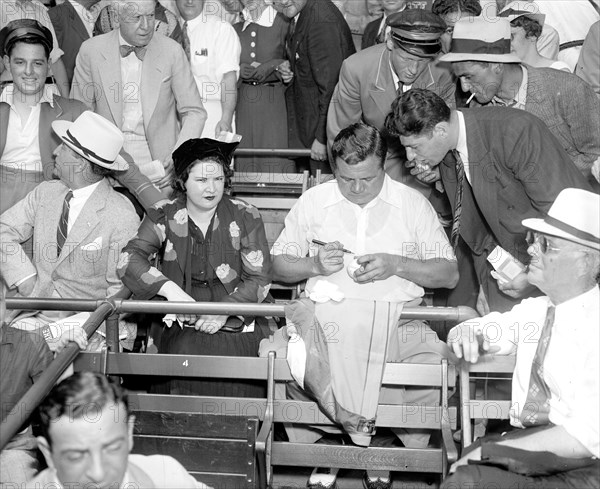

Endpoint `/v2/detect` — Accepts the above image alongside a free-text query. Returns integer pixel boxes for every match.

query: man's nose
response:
[140,15,149,30]
[351,180,363,193]
[406,147,416,162]
[86,453,106,483]
[24,61,34,75]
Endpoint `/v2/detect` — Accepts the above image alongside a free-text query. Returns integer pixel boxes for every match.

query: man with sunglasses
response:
[385,88,591,313]
[444,187,600,488]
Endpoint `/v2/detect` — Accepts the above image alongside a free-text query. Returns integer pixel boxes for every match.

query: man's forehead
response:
[335,156,382,177]
[120,1,155,16]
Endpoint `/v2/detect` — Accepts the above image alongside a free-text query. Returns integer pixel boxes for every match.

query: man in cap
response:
[443,188,600,489]
[0,111,139,350]
[0,19,167,216]
[361,0,407,49]
[438,16,600,182]
[29,371,209,488]
[386,88,590,313]
[71,0,207,192]
[271,0,355,175]
[327,9,455,189]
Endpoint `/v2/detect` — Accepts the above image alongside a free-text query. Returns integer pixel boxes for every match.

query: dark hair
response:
[6,37,50,59]
[37,372,130,446]
[172,157,234,196]
[90,162,114,177]
[510,16,542,39]
[385,88,451,138]
[330,122,387,171]
[431,0,481,17]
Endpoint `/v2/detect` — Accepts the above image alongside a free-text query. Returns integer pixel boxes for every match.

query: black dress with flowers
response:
[118,195,272,397]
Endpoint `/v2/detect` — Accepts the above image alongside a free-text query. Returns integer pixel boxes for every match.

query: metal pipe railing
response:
[234,148,312,158]
[2,294,478,452]
[6,297,478,323]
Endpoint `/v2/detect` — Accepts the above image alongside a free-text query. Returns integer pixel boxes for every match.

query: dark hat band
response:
[449,38,511,56]
[499,8,539,20]
[391,33,441,57]
[65,130,115,165]
[544,215,600,245]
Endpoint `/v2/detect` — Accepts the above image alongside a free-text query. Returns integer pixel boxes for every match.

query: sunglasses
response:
[526,231,561,254]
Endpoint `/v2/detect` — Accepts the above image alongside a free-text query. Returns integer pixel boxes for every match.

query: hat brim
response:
[439,52,522,63]
[500,12,545,27]
[52,120,129,171]
[522,218,600,251]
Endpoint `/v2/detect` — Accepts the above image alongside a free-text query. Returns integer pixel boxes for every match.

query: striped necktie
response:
[450,150,464,250]
[56,190,73,257]
[182,21,191,60]
[520,306,555,427]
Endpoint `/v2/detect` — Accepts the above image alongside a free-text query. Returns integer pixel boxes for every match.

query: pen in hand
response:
[311,239,354,254]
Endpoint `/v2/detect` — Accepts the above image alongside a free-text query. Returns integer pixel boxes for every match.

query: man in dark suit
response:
[327,10,454,190]
[440,16,600,184]
[386,88,590,313]
[49,0,100,87]
[361,0,407,49]
[273,0,355,175]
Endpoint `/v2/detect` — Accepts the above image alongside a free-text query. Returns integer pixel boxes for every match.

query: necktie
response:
[285,17,296,65]
[450,150,464,250]
[377,24,386,44]
[182,21,191,60]
[56,191,73,258]
[520,306,555,427]
[120,44,146,61]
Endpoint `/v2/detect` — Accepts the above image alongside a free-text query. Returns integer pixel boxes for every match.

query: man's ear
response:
[127,414,136,451]
[2,55,9,73]
[36,436,55,470]
[433,121,449,139]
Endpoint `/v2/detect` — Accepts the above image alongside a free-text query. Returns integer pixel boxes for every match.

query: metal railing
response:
[1,292,478,451]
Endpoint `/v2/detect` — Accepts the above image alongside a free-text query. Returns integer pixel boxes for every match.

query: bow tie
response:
[120,44,146,61]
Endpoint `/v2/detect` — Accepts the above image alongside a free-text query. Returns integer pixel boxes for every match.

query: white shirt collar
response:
[492,64,528,109]
[0,83,56,107]
[554,285,599,315]
[241,5,277,30]
[455,110,468,161]
[71,179,102,201]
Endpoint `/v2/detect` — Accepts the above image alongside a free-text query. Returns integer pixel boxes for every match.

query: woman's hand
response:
[158,281,199,323]
[194,315,228,334]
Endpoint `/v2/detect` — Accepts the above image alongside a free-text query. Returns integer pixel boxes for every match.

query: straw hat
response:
[522,188,600,251]
[52,112,129,171]
[439,17,522,63]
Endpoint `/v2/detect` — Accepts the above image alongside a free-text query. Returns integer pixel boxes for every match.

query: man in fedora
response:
[327,9,455,190]
[444,188,600,489]
[385,88,590,313]
[0,111,139,349]
[438,16,600,183]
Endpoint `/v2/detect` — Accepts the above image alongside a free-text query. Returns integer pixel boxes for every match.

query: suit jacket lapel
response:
[413,64,435,90]
[289,3,310,70]
[55,180,108,267]
[370,48,396,120]
[64,1,90,42]
[141,36,164,129]
[99,30,123,127]
[462,110,500,236]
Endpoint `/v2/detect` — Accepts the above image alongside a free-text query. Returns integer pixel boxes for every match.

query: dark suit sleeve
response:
[505,115,591,213]
[306,13,355,144]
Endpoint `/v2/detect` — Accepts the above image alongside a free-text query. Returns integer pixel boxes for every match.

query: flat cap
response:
[0,19,53,57]
[387,9,446,58]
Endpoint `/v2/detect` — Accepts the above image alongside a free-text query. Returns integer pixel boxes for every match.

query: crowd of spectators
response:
[0,0,599,487]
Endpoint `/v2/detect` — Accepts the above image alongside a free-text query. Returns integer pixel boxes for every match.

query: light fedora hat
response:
[52,111,129,171]
[439,17,522,63]
[499,1,545,27]
[522,188,600,251]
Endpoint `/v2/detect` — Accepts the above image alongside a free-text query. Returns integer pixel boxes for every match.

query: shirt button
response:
[250,31,256,37]
[251,41,256,47]
[250,52,256,58]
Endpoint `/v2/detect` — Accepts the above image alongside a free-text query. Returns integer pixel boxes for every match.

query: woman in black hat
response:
[118,138,272,397]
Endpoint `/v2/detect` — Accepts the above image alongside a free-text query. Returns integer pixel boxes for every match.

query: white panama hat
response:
[52,111,129,171]
[439,17,522,64]
[522,188,600,251]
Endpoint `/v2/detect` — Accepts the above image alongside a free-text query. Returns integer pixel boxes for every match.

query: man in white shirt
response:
[443,188,600,489]
[0,111,139,351]
[176,0,240,139]
[28,371,208,488]
[270,122,458,489]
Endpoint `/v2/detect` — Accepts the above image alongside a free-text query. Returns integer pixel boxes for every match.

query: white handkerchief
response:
[163,313,184,329]
[81,236,103,250]
[308,280,345,303]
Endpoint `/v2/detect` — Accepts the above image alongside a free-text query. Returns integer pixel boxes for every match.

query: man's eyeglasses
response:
[526,231,561,254]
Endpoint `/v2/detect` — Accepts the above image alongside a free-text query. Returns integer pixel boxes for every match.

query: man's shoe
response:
[307,467,339,489]
[362,472,393,489]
